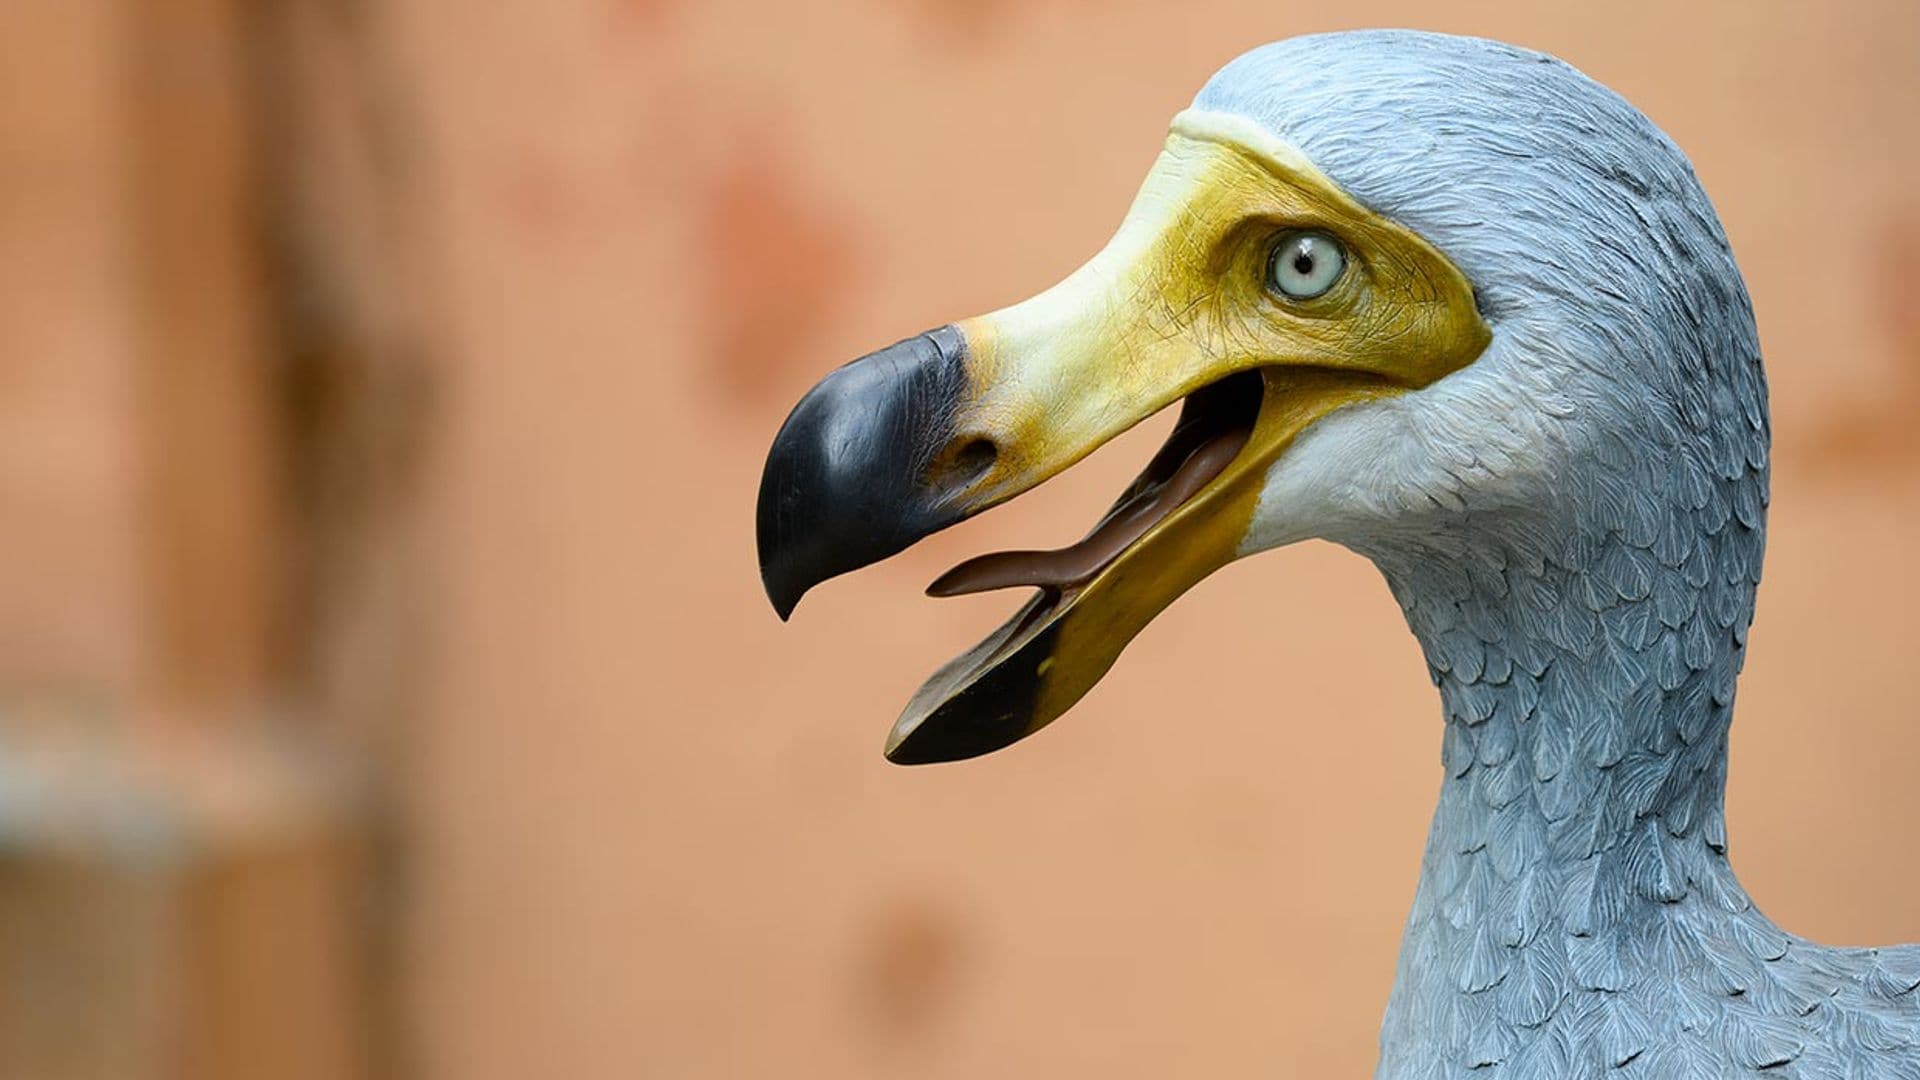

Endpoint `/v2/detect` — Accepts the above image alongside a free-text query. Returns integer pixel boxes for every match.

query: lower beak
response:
[879,363,1398,764]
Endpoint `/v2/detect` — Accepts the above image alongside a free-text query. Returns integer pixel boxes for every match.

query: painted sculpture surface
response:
[756,30,1920,1078]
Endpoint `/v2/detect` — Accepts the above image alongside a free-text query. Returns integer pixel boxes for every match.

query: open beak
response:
[757,110,1489,764]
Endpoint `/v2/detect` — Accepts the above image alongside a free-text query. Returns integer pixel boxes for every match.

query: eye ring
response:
[1265,230,1347,301]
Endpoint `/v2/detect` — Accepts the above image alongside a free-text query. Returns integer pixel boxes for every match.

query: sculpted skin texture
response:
[757,29,1920,1078]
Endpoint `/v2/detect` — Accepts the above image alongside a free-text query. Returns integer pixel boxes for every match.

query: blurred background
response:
[2,0,1916,1077]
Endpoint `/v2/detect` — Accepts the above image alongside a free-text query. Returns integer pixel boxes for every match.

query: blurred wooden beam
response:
[0,720,368,1080]
[0,0,426,1076]
[127,0,285,712]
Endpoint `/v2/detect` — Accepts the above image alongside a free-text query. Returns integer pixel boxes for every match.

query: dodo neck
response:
[1384,533,1755,852]
[1364,518,1769,1072]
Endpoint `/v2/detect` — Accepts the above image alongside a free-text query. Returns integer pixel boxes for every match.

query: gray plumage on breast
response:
[1197,31,1920,1078]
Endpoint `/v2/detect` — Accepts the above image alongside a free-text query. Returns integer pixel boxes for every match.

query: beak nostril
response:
[956,437,998,477]
[932,437,999,493]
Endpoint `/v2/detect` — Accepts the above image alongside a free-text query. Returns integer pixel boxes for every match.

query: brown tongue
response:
[925,424,1252,598]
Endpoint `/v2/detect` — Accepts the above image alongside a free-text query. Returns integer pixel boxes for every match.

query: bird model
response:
[756,30,1920,1078]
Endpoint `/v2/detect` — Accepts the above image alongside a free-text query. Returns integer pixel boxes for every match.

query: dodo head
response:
[757,30,1765,764]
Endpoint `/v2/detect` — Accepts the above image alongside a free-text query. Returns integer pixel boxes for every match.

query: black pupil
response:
[1292,249,1316,275]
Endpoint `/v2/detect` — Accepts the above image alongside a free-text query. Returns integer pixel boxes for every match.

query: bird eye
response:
[1266,231,1346,300]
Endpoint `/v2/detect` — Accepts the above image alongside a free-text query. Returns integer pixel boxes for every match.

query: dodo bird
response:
[756,30,1920,1077]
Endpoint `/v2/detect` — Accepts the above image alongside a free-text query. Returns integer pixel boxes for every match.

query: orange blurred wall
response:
[5,1,1917,1078]
[397,1,1920,1078]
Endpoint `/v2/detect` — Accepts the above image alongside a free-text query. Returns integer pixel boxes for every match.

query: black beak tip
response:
[753,402,833,621]
[882,740,943,766]
[883,714,1028,765]
[754,325,972,623]
[755,498,811,621]
[883,727,968,765]
[760,564,803,622]
[879,687,1044,764]
[881,633,1051,765]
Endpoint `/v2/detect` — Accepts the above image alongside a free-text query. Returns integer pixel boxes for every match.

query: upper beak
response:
[757,111,1489,764]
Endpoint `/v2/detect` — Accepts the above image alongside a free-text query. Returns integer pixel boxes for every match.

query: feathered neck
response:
[1363,508,1779,1075]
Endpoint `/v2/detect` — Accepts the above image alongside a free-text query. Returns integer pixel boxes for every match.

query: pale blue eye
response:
[1267,232,1346,300]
